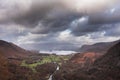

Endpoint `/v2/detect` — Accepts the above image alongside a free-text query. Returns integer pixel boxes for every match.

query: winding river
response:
[48,65,60,80]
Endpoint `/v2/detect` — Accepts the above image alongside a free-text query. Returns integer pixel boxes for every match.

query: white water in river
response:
[48,66,60,80]
[48,75,52,80]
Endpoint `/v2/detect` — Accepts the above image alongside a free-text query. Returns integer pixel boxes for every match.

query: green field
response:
[21,55,70,72]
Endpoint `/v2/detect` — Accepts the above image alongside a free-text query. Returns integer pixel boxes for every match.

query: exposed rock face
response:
[53,41,120,80]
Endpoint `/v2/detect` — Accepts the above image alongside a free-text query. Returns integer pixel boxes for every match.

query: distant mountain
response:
[78,39,120,54]
[68,40,120,69]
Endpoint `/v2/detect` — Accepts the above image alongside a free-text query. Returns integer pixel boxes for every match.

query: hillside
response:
[88,41,120,80]
[0,40,32,58]
[0,54,12,80]
[0,40,71,80]
[67,40,119,69]
[0,40,34,80]
[53,40,120,80]
[78,40,120,53]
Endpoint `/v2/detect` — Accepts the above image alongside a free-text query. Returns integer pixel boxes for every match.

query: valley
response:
[0,39,120,80]
[0,0,120,80]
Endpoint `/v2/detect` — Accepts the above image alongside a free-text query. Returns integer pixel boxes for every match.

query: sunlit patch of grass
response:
[21,55,68,72]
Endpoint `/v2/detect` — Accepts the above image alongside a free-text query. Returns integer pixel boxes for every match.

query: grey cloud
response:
[20,42,79,51]
[0,24,28,43]
[0,0,120,36]
[31,12,82,34]
[104,24,120,37]
[0,0,120,52]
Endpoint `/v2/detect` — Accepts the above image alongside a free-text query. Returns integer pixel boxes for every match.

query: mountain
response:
[0,40,32,59]
[53,40,120,80]
[0,40,34,80]
[0,40,71,80]
[68,40,120,69]
[78,40,120,54]
[88,41,120,80]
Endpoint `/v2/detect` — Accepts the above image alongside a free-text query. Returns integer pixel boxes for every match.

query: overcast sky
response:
[0,0,120,51]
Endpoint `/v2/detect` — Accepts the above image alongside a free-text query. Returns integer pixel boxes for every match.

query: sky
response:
[0,0,120,51]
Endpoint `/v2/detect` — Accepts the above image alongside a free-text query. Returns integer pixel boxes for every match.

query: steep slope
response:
[88,41,120,80]
[94,41,120,65]
[69,40,120,67]
[0,40,34,80]
[0,40,31,58]
[53,40,120,80]
[70,52,102,68]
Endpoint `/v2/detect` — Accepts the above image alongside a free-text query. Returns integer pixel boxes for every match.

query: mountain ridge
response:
[0,40,32,58]
[78,39,120,53]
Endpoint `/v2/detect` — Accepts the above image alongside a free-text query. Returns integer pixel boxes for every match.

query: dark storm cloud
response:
[0,0,119,33]
[0,0,120,52]
[69,7,120,36]
[13,5,120,36]
[31,12,82,34]
[89,12,120,25]
[13,0,63,27]
[0,0,119,36]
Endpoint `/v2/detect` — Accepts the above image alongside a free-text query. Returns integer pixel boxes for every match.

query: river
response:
[48,65,60,80]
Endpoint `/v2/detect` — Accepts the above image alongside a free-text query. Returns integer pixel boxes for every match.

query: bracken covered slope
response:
[53,40,120,80]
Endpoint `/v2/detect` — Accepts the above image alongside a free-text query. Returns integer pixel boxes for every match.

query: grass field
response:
[21,55,70,72]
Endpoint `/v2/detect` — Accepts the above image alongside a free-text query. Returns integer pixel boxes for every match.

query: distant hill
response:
[78,39,120,54]
[69,40,120,68]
